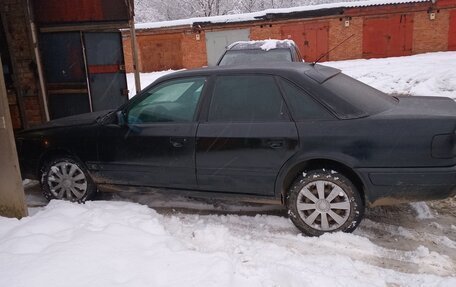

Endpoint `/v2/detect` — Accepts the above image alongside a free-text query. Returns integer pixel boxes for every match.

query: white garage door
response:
[205,29,250,66]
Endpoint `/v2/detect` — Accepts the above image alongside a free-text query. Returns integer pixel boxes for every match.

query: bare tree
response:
[241,0,259,12]
[134,0,361,22]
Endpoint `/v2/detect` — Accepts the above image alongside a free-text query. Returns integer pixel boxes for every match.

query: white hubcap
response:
[296,180,351,231]
[47,162,87,200]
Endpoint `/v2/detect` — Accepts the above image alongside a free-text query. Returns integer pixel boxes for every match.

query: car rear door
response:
[196,74,299,196]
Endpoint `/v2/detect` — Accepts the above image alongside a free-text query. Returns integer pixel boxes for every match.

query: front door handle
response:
[170,137,187,148]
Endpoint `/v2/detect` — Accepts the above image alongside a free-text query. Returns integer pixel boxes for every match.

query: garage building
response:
[122,0,456,72]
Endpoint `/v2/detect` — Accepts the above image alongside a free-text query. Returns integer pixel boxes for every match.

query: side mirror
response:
[116,110,126,126]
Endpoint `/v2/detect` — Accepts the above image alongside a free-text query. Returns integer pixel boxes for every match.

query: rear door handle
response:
[170,137,187,148]
[268,140,284,149]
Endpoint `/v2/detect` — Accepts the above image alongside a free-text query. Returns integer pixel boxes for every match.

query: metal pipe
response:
[80,32,94,112]
[26,0,50,121]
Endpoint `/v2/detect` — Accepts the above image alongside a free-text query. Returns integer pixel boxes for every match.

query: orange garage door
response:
[363,14,413,59]
[449,10,456,51]
[282,22,329,62]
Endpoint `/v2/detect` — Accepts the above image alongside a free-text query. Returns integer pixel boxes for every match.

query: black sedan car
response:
[16,63,456,236]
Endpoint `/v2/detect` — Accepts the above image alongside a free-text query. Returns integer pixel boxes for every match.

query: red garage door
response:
[363,14,413,59]
[282,22,329,62]
[449,10,456,51]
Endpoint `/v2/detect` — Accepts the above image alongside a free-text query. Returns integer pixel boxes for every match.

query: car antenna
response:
[312,34,355,65]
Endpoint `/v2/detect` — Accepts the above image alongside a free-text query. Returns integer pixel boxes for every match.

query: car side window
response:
[279,78,333,120]
[128,77,206,124]
[208,75,288,122]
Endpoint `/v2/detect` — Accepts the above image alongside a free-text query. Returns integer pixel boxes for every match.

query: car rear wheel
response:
[41,157,96,202]
[286,169,364,236]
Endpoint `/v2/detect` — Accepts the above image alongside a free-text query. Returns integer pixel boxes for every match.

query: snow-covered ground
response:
[1,198,455,287]
[127,52,456,100]
[325,52,456,100]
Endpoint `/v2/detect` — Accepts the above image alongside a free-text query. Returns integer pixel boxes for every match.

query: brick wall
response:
[413,10,450,54]
[328,17,363,61]
[135,32,183,72]
[122,36,134,72]
[181,31,207,68]
[1,0,44,129]
[6,90,21,128]
[250,23,282,40]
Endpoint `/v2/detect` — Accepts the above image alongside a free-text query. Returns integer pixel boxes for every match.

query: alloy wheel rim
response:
[296,180,350,231]
[47,162,87,200]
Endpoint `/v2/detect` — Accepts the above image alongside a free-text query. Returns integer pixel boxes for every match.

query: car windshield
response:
[218,49,292,66]
[321,73,397,117]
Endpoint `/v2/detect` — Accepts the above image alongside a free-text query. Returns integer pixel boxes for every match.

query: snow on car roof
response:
[228,40,297,51]
[134,0,429,30]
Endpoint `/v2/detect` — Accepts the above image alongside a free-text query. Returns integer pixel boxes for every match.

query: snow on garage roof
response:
[134,0,430,30]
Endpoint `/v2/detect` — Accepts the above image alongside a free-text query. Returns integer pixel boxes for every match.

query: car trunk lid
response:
[378,96,456,118]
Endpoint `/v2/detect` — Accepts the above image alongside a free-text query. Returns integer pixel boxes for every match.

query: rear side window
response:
[209,75,288,122]
[321,73,396,116]
[279,78,333,120]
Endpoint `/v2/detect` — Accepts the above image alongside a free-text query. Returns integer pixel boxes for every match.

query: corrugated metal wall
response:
[32,0,130,24]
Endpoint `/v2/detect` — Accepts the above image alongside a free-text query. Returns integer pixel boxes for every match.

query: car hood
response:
[19,110,112,133]
[376,96,456,119]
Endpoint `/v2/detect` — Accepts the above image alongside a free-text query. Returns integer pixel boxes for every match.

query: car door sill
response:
[98,184,282,205]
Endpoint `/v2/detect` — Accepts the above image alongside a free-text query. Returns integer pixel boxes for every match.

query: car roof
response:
[157,62,340,84]
[227,40,297,51]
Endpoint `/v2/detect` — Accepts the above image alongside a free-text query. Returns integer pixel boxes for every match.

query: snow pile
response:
[1,201,455,286]
[325,52,456,99]
[410,202,434,219]
[259,39,294,51]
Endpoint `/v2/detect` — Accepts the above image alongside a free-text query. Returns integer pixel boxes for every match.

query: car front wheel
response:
[41,157,96,202]
[286,169,364,236]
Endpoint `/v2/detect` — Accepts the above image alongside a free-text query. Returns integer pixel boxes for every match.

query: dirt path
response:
[358,199,456,276]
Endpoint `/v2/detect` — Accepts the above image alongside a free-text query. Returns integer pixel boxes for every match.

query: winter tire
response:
[286,169,364,236]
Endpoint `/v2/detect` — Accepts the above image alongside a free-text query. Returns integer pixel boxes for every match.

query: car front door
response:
[97,77,207,189]
[196,74,299,196]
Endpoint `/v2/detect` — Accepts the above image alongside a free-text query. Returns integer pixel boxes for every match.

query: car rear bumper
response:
[356,165,456,206]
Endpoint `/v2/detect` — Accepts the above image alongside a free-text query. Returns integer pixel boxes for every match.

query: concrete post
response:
[0,56,28,218]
